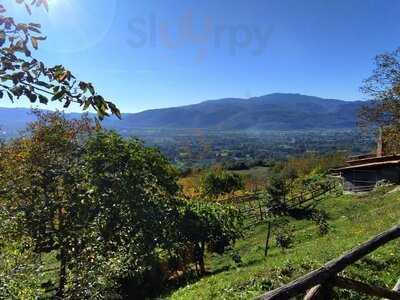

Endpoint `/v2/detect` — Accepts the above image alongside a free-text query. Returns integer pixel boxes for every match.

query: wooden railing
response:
[286,181,338,209]
[222,180,338,227]
[254,225,400,300]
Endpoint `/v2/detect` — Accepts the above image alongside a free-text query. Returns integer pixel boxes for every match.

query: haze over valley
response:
[0,93,373,169]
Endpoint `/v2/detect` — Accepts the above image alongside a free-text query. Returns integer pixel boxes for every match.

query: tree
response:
[69,131,184,298]
[263,167,331,256]
[265,170,293,213]
[0,110,95,298]
[263,170,291,257]
[359,47,400,154]
[0,120,183,298]
[0,1,120,119]
[200,170,244,197]
[178,201,242,274]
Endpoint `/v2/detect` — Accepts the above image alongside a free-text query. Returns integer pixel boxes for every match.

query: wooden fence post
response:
[258,199,264,221]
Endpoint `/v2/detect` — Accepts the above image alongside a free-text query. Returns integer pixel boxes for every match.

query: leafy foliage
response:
[178,200,243,273]
[0,209,44,299]
[360,47,400,154]
[265,171,291,213]
[311,209,329,236]
[276,152,346,180]
[0,113,243,298]
[78,131,182,290]
[0,1,120,119]
[274,218,295,251]
[0,110,95,297]
[200,170,244,197]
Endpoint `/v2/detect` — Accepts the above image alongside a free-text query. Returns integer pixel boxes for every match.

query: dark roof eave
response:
[333,160,400,172]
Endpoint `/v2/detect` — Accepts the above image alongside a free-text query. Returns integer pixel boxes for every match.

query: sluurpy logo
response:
[127,10,273,63]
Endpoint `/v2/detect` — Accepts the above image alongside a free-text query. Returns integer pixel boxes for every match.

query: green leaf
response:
[6,91,13,102]
[79,82,88,93]
[87,83,95,95]
[108,102,122,119]
[52,90,66,101]
[38,94,48,104]
[35,81,52,89]
[28,93,37,103]
[63,100,71,108]
[83,100,91,110]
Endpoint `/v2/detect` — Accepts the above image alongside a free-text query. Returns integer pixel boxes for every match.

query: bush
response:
[274,219,295,251]
[223,160,249,171]
[311,210,330,235]
[200,170,244,197]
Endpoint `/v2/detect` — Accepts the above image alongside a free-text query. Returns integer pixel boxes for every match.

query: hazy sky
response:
[3,0,400,113]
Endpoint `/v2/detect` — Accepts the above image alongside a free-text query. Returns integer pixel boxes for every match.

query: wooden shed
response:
[334,154,400,192]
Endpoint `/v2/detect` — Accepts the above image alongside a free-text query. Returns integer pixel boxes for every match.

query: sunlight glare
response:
[48,0,60,9]
[45,0,117,54]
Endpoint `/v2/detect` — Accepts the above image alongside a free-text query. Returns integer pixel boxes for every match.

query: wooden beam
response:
[332,276,400,300]
[303,285,334,300]
[384,278,400,300]
[254,224,400,300]
[394,279,400,292]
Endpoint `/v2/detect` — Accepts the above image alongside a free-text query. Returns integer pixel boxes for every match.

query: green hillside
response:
[167,187,400,300]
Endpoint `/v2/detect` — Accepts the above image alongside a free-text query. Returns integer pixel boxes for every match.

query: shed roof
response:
[346,154,400,166]
[334,159,400,171]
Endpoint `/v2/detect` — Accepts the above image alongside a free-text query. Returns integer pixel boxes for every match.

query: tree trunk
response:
[57,247,67,299]
[265,220,272,257]
[199,242,206,275]
[56,204,67,299]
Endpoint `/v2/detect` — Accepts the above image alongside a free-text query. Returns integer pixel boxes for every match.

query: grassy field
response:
[167,186,400,299]
[230,166,270,179]
[231,167,270,190]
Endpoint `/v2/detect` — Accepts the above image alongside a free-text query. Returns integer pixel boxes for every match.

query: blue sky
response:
[3,0,400,113]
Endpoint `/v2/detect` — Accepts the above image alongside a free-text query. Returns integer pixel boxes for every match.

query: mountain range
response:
[0,93,367,136]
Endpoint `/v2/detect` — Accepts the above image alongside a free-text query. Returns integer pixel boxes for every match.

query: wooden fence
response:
[286,181,338,210]
[254,224,400,300]
[222,180,338,228]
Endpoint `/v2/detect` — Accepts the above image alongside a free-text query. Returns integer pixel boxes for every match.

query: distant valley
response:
[0,93,373,168]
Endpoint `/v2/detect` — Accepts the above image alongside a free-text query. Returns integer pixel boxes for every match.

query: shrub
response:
[311,210,330,235]
[200,170,244,197]
[274,219,295,251]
